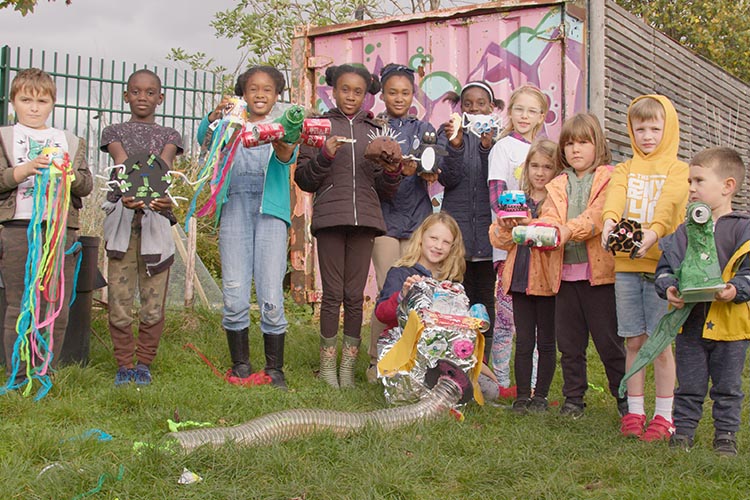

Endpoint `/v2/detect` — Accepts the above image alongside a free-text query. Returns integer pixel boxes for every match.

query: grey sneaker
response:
[560,401,585,419]
[528,395,549,413]
[713,433,738,457]
[669,433,694,452]
[511,398,531,415]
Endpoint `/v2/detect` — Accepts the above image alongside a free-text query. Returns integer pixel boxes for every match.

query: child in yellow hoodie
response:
[601,95,689,441]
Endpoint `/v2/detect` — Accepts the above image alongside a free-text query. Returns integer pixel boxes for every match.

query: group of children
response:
[2,63,748,456]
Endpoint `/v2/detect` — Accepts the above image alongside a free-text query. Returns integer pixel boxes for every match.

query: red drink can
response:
[240,127,259,148]
[301,134,326,147]
[302,118,331,136]
[253,122,285,143]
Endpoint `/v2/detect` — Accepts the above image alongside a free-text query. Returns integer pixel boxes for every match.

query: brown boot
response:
[339,335,360,388]
[319,335,339,388]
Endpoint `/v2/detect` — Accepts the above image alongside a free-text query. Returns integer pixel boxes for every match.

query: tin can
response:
[301,134,326,147]
[512,225,559,249]
[302,118,331,136]
[240,127,259,148]
[253,122,285,142]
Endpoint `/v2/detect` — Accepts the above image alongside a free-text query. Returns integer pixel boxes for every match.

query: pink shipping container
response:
[288,0,750,307]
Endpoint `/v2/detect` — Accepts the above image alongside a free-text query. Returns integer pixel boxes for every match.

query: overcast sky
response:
[1,0,243,73]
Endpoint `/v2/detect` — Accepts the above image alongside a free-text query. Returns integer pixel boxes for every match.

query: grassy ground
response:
[1,303,749,499]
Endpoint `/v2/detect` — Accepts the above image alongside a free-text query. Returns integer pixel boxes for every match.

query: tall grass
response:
[0,304,748,499]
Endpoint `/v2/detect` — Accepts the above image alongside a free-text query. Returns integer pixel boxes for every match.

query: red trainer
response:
[225,370,272,387]
[620,412,647,438]
[498,385,517,400]
[640,415,675,442]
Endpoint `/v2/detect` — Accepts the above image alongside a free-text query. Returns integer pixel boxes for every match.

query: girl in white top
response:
[486,85,549,395]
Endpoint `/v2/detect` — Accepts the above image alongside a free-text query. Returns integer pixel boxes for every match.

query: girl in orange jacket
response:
[539,113,626,418]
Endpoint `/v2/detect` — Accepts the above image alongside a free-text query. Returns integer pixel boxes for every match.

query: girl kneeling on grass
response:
[489,139,562,414]
[374,213,465,339]
[540,114,627,418]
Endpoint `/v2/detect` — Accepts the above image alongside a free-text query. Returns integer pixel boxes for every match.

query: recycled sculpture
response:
[618,202,724,396]
[184,102,329,230]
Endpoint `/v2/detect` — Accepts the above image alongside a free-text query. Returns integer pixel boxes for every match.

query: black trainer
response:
[560,400,585,419]
[669,433,693,452]
[616,397,629,418]
[528,395,549,413]
[511,398,531,415]
[713,433,738,457]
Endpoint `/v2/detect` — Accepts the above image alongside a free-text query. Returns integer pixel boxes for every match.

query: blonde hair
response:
[10,68,56,102]
[395,213,466,281]
[500,84,548,138]
[629,96,665,124]
[558,113,611,170]
[520,139,562,199]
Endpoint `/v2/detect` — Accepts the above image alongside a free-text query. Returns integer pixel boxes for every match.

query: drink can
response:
[301,134,326,147]
[302,118,331,136]
[253,122,285,142]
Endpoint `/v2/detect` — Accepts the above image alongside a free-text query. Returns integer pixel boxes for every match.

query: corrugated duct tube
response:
[167,360,471,452]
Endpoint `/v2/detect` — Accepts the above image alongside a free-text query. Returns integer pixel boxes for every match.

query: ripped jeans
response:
[219,156,288,335]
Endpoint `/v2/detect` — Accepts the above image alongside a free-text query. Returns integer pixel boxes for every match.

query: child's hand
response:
[149,197,173,211]
[497,217,524,229]
[14,155,49,182]
[323,136,345,158]
[419,169,440,183]
[401,159,417,176]
[208,95,232,122]
[666,286,685,309]
[444,120,463,149]
[601,219,616,249]
[480,131,493,150]
[558,225,573,245]
[121,196,145,210]
[272,140,296,163]
[402,275,423,296]
[715,284,737,302]
[635,229,658,258]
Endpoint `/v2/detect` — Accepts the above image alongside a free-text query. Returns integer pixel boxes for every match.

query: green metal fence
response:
[0,45,222,172]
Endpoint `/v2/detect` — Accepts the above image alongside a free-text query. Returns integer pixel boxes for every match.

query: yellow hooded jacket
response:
[702,240,750,341]
[602,95,689,273]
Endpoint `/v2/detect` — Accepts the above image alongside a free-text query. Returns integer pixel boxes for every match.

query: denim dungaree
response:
[218,143,288,334]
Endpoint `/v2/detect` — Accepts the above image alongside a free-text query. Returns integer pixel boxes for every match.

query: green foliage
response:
[614,0,750,83]
[0,0,70,15]
[1,306,750,497]
[209,0,361,69]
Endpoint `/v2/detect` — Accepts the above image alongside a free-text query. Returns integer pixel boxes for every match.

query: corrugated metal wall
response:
[604,0,750,210]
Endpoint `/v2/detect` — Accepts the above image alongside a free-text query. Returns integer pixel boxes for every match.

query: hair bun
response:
[324,66,338,87]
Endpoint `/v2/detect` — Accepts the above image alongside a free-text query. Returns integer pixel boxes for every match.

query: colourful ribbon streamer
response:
[2,149,80,400]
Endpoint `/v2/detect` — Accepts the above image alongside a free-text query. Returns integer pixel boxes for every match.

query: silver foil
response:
[379,279,480,405]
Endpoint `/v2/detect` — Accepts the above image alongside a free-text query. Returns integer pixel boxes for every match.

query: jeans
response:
[674,327,748,438]
[219,144,288,335]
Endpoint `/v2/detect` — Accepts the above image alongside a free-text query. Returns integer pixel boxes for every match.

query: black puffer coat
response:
[295,108,400,236]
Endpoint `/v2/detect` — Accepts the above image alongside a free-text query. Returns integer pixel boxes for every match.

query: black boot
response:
[226,328,252,380]
[263,333,287,390]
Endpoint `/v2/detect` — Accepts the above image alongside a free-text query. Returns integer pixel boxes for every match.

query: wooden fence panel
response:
[604,1,750,211]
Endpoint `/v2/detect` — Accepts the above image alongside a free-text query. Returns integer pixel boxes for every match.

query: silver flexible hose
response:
[168,376,462,451]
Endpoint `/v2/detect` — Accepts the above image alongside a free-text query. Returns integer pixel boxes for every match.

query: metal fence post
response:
[0,45,10,126]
